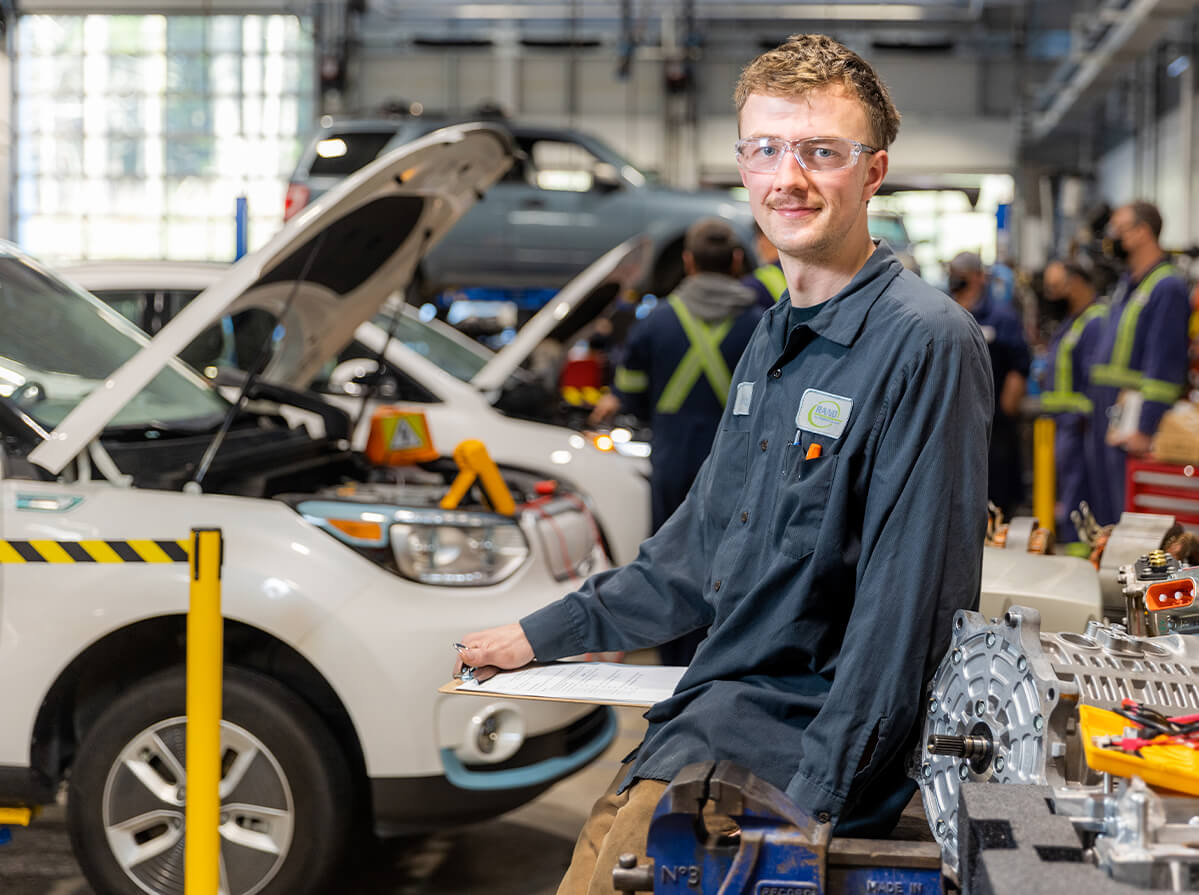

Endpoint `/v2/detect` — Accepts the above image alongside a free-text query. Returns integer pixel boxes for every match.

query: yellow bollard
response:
[186,528,223,895]
[1033,417,1056,536]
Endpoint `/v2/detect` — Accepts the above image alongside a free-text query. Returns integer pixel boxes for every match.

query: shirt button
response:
[759,439,769,452]
[713,580,722,592]
[740,511,749,523]
[817,811,831,824]
[770,368,782,379]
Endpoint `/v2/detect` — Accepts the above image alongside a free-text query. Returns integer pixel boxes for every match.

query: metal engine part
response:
[1119,552,1199,637]
[1055,781,1199,890]
[916,604,1199,874]
[1099,513,1179,613]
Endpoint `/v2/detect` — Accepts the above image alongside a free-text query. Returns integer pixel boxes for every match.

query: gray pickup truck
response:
[284,113,759,299]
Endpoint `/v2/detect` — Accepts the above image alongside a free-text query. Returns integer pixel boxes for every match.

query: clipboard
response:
[439,661,686,708]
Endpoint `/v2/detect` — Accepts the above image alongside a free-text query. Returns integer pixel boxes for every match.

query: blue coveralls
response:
[742,261,787,309]
[522,245,992,834]
[968,292,1031,517]
[611,293,762,533]
[1083,260,1191,525]
[1041,305,1106,541]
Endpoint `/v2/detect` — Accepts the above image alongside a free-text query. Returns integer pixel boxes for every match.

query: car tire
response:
[67,666,353,895]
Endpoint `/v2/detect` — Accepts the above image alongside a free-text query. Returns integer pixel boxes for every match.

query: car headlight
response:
[391,508,529,586]
[298,502,529,587]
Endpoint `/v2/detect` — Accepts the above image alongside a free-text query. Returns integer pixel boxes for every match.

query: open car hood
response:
[29,122,514,475]
[469,236,653,392]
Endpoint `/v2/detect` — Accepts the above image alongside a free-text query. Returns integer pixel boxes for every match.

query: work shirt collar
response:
[770,240,904,350]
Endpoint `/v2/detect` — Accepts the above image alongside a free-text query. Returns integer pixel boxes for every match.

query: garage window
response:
[14,14,315,263]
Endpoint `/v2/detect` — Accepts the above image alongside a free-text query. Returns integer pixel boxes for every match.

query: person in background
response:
[1084,200,1191,525]
[949,250,1031,518]
[457,34,992,895]
[590,217,761,665]
[743,219,787,307]
[1041,259,1106,542]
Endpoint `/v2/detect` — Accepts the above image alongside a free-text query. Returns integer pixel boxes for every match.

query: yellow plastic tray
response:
[1079,704,1199,795]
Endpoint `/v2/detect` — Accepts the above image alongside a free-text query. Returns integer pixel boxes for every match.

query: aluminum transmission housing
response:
[915,605,1199,874]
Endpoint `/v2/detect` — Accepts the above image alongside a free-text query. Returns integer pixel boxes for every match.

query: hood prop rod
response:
[347,227,436,439]
[187,229,330,492]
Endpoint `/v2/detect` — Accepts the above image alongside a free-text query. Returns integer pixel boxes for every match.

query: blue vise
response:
[613,761,943,895]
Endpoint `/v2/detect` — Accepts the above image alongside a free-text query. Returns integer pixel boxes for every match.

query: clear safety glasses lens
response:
[735,137,873,173]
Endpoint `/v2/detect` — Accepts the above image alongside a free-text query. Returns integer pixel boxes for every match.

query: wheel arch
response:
[31,615,369,809]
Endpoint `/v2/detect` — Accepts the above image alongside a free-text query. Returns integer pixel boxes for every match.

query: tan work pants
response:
[557,765,739,895]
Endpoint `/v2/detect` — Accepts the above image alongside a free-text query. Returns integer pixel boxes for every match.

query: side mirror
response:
[592,162,623,193]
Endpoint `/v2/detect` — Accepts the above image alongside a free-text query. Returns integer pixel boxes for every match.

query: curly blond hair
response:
[734,33,901,149]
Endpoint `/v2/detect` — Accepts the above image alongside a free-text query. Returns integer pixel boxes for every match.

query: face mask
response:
[1104,236,1128,262]
[948,275,969,294]
[1044,297,1069,321]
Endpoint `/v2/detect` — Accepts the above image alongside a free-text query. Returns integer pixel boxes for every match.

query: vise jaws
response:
[613,760,827,894]
[613,761,943,895]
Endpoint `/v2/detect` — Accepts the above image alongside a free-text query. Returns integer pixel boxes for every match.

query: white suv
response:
[0,124,616,895]
[58,233,653,567]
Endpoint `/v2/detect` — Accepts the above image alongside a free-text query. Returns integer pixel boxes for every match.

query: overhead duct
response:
[1029,0,1194,143]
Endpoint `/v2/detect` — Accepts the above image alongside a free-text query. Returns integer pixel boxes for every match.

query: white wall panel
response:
[520,56,569,114]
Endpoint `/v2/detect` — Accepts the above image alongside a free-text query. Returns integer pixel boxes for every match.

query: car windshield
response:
[370,307,491,382]
[0,250,228,430]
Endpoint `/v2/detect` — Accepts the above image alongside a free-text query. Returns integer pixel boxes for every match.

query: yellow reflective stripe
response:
[126,540,174,563]
[1040,392,1093,414]
[1141,377,1183,403]
[1053,304,1106,398]
[0,541,26,564]
[28,540,74,563]
[1110,263,1177,371]
[1091,364,1143,389]
[77,540,123,562]
[657,295,734,413]
[754,264,787,301]
[614,367,649,393]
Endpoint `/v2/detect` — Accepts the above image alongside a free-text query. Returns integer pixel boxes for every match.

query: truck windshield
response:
[0,250,228,430]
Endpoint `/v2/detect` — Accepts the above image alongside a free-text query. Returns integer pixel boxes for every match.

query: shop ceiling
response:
[349,0,1193,143]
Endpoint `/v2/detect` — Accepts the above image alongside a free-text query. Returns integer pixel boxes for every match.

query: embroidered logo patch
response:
[733,381,755,416]
[795,388,853,439]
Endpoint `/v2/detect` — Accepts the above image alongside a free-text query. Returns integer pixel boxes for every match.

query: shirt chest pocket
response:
[771,449,838,560]
[703,424,751,530]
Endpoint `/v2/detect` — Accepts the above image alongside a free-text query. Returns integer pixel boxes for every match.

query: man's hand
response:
[454,622,535,683]
[588,392,622,426]
[1120,430,1153,457]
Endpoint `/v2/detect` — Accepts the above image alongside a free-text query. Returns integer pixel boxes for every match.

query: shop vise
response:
[613,761,942,894]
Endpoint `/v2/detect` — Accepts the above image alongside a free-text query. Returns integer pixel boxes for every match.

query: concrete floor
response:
[0,704,649,895]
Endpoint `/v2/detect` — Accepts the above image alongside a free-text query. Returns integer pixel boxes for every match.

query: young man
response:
[455,34,992,893]
[1084,201,1191,525]
[1041,259,1105,542]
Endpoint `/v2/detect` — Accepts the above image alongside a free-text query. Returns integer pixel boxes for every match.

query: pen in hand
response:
[453,642,497,684]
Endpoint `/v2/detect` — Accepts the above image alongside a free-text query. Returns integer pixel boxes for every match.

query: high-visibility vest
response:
[613,295,737,413]
[1090,262,1185,404]
[754,264,787,302]
[1040,304,1106,414]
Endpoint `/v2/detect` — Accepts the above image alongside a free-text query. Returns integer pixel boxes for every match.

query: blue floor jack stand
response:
[613,761,943,895]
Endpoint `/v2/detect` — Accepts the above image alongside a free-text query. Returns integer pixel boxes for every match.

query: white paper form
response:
[454,662,687,707]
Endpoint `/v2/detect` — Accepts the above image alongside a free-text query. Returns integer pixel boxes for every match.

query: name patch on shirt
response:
[733,381,755,416]
[795,388,853,439]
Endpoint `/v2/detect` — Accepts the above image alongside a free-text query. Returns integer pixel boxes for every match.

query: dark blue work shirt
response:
[521,244,992,830]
